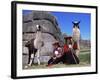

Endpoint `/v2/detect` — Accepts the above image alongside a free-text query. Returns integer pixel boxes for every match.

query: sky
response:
[23,10,91,40]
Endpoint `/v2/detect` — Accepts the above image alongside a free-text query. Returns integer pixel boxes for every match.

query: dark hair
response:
[53,43,60,47]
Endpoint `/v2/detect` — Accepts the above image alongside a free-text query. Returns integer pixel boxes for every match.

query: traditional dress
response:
[47,41,65,66]
[63,37,80,64]
[47,47,64,65]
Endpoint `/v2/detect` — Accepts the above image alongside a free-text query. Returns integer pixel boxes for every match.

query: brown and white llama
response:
[25,25,44,66]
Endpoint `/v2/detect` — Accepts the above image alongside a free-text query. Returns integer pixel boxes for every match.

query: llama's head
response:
[36,25,41,31]
[72,21,80,42]
[72,21,80,29]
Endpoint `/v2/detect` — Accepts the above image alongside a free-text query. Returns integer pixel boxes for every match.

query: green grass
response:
[23,52,91,69]
[79,53,90,64]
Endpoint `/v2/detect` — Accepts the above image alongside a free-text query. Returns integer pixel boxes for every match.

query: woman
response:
[63,36,80,64]
[47,41,64,66]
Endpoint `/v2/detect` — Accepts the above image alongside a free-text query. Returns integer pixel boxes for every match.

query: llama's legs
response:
[75,41,80,57]
[28,50,33,64]
[28,53,31,64]
[75,50,80,57]
[32,54,35,64]
[37,49,40,65]
[28,53,34,66]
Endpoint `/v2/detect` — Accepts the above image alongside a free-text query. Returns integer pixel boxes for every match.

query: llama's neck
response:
[35,31,42,39]
[73,28,80,42]
[34,31,43,49]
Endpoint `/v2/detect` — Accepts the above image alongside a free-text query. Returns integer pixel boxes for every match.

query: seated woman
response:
[47,41,64,66]
[63,36,80,64]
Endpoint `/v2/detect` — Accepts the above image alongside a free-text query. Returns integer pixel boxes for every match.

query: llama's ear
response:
[78,21,80,24]
[72,21,74,24]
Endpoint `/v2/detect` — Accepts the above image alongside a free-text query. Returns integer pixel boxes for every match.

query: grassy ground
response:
[23,52,91,69]
[79,52,90,64]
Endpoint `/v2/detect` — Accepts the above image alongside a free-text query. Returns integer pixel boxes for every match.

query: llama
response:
[33,25,44,65]
[25,25,44,67]
[72,21,80,57]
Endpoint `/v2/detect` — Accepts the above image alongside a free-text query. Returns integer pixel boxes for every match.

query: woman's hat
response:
[64,36,72,40]
[52,41,60,46]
